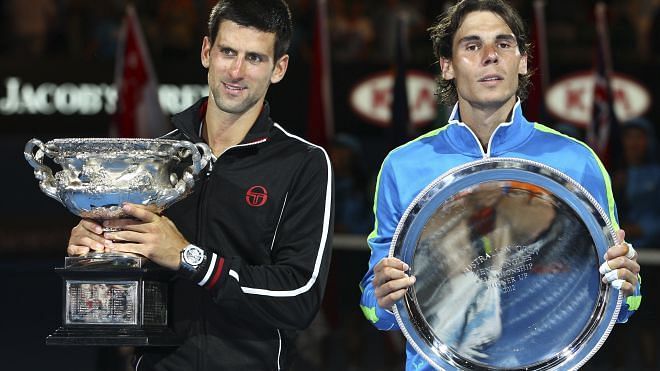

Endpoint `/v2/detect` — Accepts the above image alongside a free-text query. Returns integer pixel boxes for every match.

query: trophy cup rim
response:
[45,138,190,157]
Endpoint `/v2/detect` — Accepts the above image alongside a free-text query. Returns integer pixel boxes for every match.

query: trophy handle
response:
[24,138,61,203]
[191,142,213,176]
[174,141,212,176]
[161,141,213,207]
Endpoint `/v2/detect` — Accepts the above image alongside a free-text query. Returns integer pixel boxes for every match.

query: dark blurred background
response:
[2,0,659,370]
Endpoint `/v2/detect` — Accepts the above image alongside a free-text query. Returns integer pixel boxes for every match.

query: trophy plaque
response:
[25,138,212,346]
[391,158,621,370]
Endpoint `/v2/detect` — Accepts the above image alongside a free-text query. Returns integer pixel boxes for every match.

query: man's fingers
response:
[603,269,617,283]
[601,268,638,297]
[68,219,111,255]
[600,259,640,282]
[103,218,144,231]
[377,289,407,309]
[602,269,635,285]
[121,203,159,222]
[600,231,639,297]
[375,276,416,309]
[613,281,634,297]
[79,219,103,234]
[609,279,634,297]
[104,230,144,244]
[599,261,613,274]
[375,266,410,287]
[603,255,640,275]
[611,279,625,290]
[605,229,635,261]
[104,242,143,257]
[375,257,409,273]
[624,243,637,260]
[83,236,107,251]
[604,244,638,265]
[375,275,416,296]
[67,245,90,256]
[69,232,107,249]
[373,257,416,308]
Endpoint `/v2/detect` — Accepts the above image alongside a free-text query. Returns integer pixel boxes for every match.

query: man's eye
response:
[465,44,479,51]
[221,48,235,56]
[247,54,263,63]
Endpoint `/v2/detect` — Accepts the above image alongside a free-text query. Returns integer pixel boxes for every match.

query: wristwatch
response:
[179,244,207,279]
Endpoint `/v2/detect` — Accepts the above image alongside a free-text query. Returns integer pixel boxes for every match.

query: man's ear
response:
[270,54,289,84]
[201,36,211,69]
[440,57,454,80]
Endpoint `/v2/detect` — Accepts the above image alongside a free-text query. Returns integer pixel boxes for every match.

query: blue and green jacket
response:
[359,101,642,370]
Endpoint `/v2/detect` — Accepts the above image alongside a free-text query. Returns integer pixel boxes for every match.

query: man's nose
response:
[228,58,245,78]
[482,44,499,65]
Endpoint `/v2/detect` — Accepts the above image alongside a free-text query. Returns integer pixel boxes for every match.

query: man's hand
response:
[101,203,189,270]
[600,229,640,297]
[374,257,416,310]
[67,219,109,256]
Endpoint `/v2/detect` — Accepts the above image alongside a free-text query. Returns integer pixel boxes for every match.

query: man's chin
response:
[213,97,252,115]
[473,93,517,109]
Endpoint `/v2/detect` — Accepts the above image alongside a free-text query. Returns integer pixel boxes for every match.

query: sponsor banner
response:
[0,76,207,117]
[349,70,437,127]
[545,71,650,126]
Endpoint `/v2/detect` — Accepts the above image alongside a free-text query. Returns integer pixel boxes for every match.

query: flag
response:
[388,15,412,150]
[525,0,549,123]
[587,2,621,173]
[113,4,167,138]
[306,0,333,148]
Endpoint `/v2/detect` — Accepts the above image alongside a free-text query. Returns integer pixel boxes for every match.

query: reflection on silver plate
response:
[391,158,622,370]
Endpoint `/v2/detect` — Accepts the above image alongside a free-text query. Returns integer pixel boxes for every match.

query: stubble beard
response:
[210,87,258,116]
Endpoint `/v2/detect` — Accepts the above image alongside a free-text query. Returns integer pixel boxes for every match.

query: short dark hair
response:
[429,0,532,105]
[208,0,293,61]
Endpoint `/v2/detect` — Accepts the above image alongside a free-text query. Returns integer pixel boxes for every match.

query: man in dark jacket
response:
[67,1,334,369]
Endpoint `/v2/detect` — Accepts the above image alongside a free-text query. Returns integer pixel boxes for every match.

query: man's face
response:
[201,20,288,116]
[440,11,527,110]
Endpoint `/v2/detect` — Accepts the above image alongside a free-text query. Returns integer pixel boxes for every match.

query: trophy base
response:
[46,326,182,346]
[48,254,181,347]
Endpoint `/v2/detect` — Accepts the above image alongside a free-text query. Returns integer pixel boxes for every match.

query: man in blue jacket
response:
[359,0,642,369]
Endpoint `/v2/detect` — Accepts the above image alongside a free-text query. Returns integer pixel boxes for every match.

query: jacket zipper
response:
[276,329,283,370]
[457,122,505,159]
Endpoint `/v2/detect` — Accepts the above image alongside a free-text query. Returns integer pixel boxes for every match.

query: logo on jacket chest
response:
[245,185,268,207]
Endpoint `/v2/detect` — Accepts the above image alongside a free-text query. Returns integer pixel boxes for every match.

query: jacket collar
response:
[445,99,534,157]
[170,97,274,146]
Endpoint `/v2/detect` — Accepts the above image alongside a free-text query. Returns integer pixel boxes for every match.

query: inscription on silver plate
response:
[66,281,138,325]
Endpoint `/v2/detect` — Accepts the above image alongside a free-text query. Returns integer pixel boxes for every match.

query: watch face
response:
[183,246,204,266]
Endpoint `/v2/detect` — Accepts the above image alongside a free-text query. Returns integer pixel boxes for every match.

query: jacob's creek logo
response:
[245,186,268,207]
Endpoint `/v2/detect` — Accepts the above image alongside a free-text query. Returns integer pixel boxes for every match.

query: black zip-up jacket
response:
[137,98,334,370]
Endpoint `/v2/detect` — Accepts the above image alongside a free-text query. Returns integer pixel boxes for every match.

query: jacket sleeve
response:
[191,147,334,331]
[582,150,642,323]
[359,156,402,331]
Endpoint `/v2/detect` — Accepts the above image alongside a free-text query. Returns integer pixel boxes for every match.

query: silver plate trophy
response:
[391,158,622,370]
[25,137,212,346]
